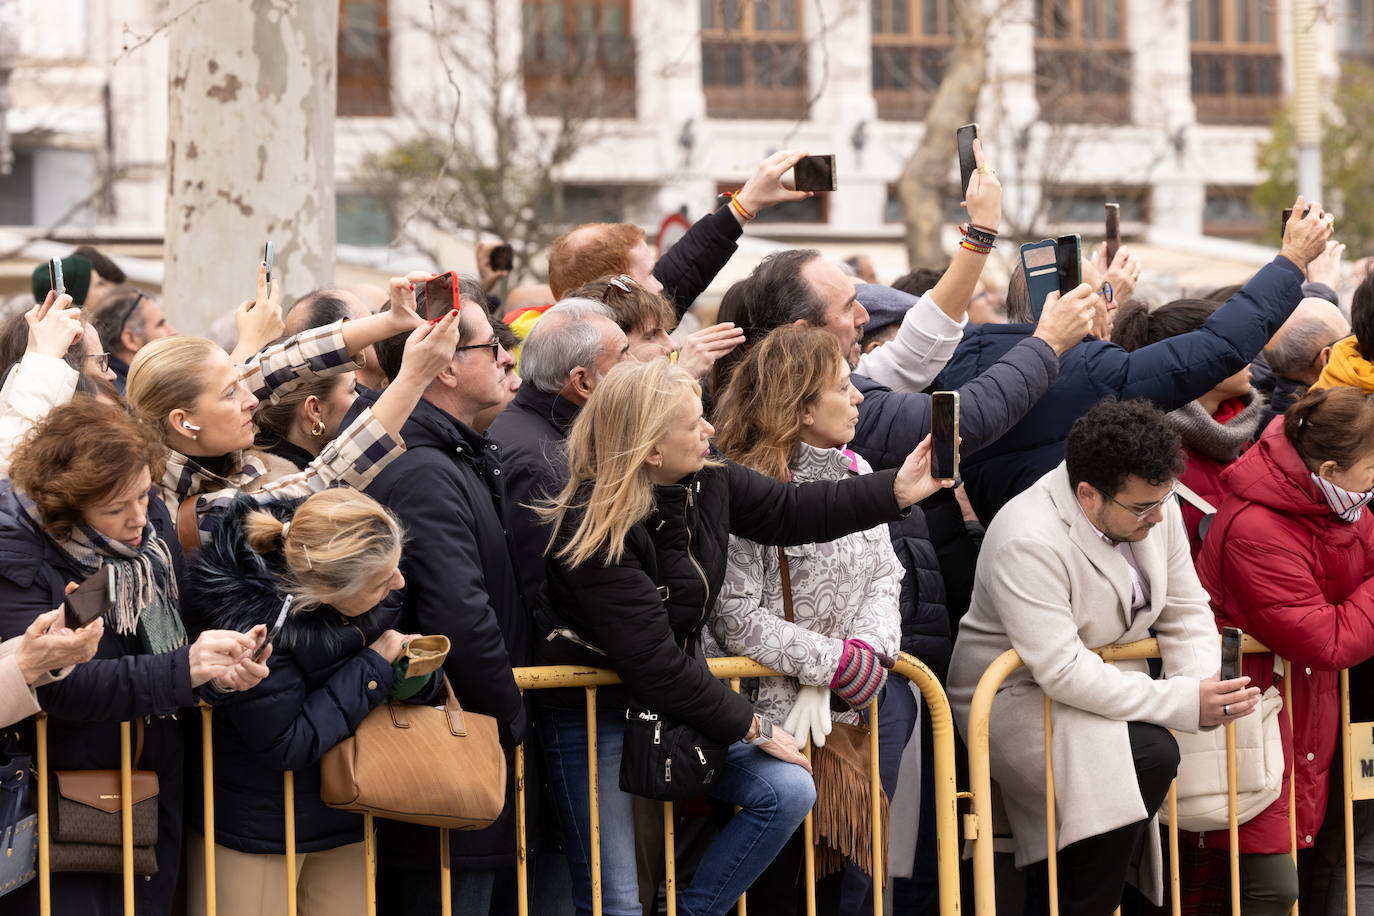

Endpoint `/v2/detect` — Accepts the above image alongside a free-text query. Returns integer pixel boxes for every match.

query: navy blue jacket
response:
[0,485,191,916]
[934,256,1306,523]
[184,496,427,855]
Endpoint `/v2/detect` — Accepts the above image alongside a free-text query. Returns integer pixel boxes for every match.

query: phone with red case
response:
[420,272,460,322]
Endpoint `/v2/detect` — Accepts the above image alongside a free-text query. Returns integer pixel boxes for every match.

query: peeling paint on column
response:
[206,72,242,102]
[252,0,289,102]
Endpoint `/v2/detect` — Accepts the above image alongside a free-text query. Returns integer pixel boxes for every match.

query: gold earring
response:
[310,419,325,437]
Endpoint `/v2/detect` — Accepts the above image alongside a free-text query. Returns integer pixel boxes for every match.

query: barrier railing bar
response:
[364,812,377,916]
[729,677,748,916]
[664,800,677,916]
[1341,669,1356,916]
[1043,696,1058,916]
[586,686,601,916]
[869,694,882,916]
[1226,718,1240,916]
[1166,783,1180,915]
[802,739,817,916]
[36,713,49,916]
[1283,662,1298,916]
[200,704,216,916]
[440,828,452,916]
[514,725,529,916]
[284,770,297,916]
[119,720,134,915]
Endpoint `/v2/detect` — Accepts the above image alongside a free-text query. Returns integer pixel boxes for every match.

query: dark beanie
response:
[31,256,93,306]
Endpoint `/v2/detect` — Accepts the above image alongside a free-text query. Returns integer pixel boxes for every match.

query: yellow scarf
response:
[1310,336,1374,393]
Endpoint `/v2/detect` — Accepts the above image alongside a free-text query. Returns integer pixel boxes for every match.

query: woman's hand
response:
[1199,672,1261,727]
[676,322,745,380]
[893,434,957,508]
[25,292,83,360]
[782,684,833,749]
[15,607,103,683]
[962,137,1002,232]
[383,272,434,336]
[368,629,418,664]
[746,716,813,774]
[394,307,462,386]
[188,629,259,688]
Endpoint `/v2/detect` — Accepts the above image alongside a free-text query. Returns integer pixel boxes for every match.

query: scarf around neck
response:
[20,494,186,655]
[1167,391,1263,464]
[1310,473,1374,523]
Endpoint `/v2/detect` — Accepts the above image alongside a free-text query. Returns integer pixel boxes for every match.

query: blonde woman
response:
[184,488,431,916]
[126,274,455,548]
[537,358,946,916]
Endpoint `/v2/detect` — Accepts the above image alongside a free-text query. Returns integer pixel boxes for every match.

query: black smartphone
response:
[792,155,837,192]
[1280,207,1311,239]
[419,271,459,322]
[1104,203,1121,267]
[957,123,980,198]
[64,564,115,630]
[48,258,64,297]
[1055,233,1082,295]
[930,391,960,481]
[253,595,293,662]
[1220,626,1243,681]
[489,243,513,273]
[263,241,275,290]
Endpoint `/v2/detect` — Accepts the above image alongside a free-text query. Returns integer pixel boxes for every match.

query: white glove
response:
[782,684,834,749]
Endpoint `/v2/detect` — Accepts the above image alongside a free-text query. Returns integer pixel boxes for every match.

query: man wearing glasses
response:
[947,398,1259,915]
[88,286,178,393]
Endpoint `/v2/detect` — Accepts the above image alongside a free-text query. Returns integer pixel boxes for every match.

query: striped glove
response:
[830,638,887,709]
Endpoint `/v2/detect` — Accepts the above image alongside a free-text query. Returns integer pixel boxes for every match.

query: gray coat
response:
[947,463,1219,903]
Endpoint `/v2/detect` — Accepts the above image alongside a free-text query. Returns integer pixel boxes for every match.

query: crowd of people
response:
[0,139,1368,916]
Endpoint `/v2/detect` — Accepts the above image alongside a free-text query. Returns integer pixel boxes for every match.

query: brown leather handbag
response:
[49,719,159,875]
[320,679,505,830]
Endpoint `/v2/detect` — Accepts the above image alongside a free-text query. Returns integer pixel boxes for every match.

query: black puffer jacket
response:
[184,495,430,855]
[653,205,743,316]
[544,458,907,744]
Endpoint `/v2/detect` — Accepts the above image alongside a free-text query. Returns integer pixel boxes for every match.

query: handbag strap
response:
[176,496,201,558]
[132,718,145,770]
[777,547,794,624]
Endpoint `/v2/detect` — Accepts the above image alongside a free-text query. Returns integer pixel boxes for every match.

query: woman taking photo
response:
[537,358,947,916]
[1194,386,1374,914]
[185,488,434,916]
[0,398,270,915]
[711,326,906,914]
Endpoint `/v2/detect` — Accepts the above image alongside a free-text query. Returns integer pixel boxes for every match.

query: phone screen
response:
[421,272,458,322]
[253,595,293,662]
[263,241,275,289]
[930,392,959,481]
[1104,204,1121,266]
[792,155,836,192]
[1055,234,1082,295]
[64,565,115,630]
[489,244,513,273]
[1220,626,1243,681]
[957,124,979,198]
[48,259,64,297]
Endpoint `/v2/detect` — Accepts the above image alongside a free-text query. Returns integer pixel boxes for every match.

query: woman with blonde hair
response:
[125,274,457,549]
[184,487,435,915]
[536,357,947,916]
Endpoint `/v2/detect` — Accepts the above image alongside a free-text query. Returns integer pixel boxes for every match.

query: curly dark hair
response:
[1065,398,1185,497]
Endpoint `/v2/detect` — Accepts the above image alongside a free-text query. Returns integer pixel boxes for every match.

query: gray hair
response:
[1265,312,1349,378]
[519,298,617,394]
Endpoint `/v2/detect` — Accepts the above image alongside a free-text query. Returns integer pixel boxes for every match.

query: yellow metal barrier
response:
[964,636,1363,916]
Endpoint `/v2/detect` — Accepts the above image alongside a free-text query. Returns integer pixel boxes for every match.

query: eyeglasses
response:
[111,290,146,333]
[455,339,502,360]
[1099,482,1179,521]
[83,352,111,373]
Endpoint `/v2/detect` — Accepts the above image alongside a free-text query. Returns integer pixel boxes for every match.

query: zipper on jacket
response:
[683,483,710,633]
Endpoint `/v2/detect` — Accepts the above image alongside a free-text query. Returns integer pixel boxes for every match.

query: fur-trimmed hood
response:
[185,493,394,657]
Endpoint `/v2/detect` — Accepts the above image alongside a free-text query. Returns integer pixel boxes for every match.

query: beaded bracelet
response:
[960,238,993,255]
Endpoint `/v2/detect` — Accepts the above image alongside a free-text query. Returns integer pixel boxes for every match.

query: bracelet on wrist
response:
[719,188,755,222]
[962,224,998,247]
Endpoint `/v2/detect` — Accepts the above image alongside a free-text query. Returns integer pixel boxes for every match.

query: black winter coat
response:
[653,205,743,316]
[545,459,907,744]
[184,496,432,855]
[0,485,192,916]
[934,256,1305,523]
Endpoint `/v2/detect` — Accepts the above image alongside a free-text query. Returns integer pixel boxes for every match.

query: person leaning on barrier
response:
[947,397,1260,915]
[535,358,948,916]
[183,488,438,916]
[0,399,270,916]
[1192,386,1374,915]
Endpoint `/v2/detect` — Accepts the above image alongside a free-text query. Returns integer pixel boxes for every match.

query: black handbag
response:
[0,733,36,896]
[619,708,727,801]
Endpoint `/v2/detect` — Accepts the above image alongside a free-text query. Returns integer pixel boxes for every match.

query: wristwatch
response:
[746,715,774,746]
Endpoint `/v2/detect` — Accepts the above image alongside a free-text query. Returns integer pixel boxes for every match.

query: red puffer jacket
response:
[1194,416,1374,854]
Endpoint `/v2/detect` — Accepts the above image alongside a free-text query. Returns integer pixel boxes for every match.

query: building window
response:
[720,182,826,222]
[1189,0,1280,124]
[700,0,808,119]
[1033,0,1132,124]
[1203,185,1264,238]
[523,0,636,117]
[338,0,392,117]
[884,183,965,224]
[337,192,395,247]
[871,1,954,120]
[1340,0,1374,65]
[535,184,631,225]
[1045,186,1148,224]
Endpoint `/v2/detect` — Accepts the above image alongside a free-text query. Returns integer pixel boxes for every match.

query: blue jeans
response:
[539,706,816,916]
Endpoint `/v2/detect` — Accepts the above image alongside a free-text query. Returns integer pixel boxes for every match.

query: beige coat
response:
[0,634,68,730]
[947,463,1219,903]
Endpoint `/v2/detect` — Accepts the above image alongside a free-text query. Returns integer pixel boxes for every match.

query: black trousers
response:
[1029,721,1180,916]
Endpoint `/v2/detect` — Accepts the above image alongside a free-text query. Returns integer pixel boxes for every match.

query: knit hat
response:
[855,283,919,336]
[31,255,93,306]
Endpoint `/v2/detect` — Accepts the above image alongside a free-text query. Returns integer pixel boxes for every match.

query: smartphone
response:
[1020,239,1059,321]
[489,243,513,273]
[792,155,837,193]
[64,565,115,630]
[420,271,459,322]
[1104,203,1121,267]
[1220,626,1243,682]
[930,392,960,481]
[957,123,980,198]
[1056,233,1083,296]
[253,595,293,662]
[1280,207,1311,239]
[48,258,64,297]
[263,241,275,290]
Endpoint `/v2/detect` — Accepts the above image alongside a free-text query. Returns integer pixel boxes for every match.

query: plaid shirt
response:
[158,321,401,545]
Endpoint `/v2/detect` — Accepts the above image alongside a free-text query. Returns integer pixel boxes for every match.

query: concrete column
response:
[164,0,338,333]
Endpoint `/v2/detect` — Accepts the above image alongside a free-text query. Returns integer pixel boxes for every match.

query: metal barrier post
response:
[1283,662,1298,916]
[364,813,377,916]
[516,713,528,916]
[200,704,216,916]
[1341,669,1356,916]
[1167,783,1180,915]
[869,695,882,916]
[284,770,297,916]
[729,677,748,916]
[1043,696,1058,916]
[119,720,134,915]
[802,739,816,916]
[663,800,676,916]
[1226,721,1240,916]
[967,649,1027,916]
[440,828,452,916]
[36,713,49,916]
[586,687,601,916]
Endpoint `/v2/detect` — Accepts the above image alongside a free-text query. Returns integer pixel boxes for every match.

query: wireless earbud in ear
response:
[182,422,201,431]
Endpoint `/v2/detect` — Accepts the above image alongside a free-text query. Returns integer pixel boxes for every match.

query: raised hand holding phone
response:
[961,136,1002,231]
[1104,203,1121,266]
[26,291,83,359]
[893,433,958,508]
[1279,196,1335,270]
[1031,283,1097,357]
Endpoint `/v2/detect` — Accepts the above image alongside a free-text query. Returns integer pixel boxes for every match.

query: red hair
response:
[547,223,646,300]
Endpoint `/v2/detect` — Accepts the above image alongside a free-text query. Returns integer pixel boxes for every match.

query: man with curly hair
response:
[946,398,1260,914]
